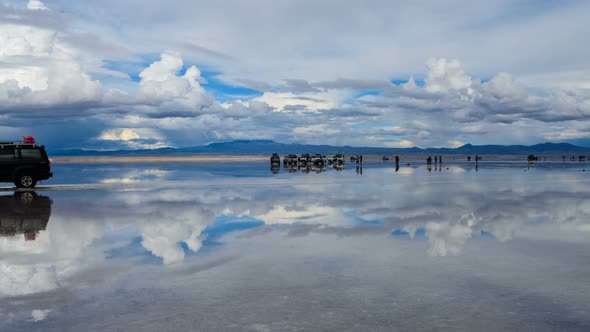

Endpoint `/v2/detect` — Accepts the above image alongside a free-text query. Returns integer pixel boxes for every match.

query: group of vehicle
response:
[270,153,346,167]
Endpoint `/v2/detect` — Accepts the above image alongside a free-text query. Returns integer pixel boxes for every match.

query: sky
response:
[0,0,589,150]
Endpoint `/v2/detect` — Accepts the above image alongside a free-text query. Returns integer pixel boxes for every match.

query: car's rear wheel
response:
[15,174,37,189]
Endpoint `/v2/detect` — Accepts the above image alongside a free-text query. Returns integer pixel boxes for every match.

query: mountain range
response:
[49,140,590,156]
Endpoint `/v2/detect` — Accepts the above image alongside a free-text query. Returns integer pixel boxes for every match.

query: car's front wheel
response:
[15,174,37,189]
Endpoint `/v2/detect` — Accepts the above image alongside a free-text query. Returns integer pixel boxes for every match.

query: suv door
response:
[0,148,18,181]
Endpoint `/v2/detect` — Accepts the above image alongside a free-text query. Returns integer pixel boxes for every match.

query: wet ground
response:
[1,160,590,331]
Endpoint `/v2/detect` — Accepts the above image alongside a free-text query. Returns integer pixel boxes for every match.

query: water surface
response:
[1,161,590,331]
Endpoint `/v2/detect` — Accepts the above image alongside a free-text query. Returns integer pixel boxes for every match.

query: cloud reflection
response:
[1,166,590,300]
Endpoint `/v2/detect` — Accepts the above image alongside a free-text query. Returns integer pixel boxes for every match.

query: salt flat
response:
[1,160,589,331]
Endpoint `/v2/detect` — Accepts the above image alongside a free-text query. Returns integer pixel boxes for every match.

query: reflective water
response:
[1,161,590,331]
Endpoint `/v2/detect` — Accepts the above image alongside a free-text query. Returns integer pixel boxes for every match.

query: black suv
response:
[0,142,53,188]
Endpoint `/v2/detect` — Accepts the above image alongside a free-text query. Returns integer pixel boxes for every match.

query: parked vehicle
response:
[299,153,311,165]
[0,138,52,188]
[331,154,345,164]
[270,153,281,166]
[311,154,326,166]
[283,154,298,165]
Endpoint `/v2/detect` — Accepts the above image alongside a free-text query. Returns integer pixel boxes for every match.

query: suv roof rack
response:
[0,141,37,149]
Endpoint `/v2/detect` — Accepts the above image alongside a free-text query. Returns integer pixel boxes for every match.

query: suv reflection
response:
[0,192,52,241]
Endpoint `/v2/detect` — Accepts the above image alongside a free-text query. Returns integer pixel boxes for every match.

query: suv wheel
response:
[15,174,37,189]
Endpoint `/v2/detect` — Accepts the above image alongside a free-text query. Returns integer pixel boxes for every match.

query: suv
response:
[0,141,53,188]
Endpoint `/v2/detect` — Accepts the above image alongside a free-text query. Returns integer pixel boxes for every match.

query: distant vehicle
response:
[299,153,311,164]
[311,154,326,166]
[270,153,281,166]
[331,154,345,164]
[0,138,52,188]
[283,154,298,165]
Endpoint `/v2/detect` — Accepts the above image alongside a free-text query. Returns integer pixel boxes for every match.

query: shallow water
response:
[1,161,590,331]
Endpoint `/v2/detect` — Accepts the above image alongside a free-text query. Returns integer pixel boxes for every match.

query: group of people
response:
[563,155,587,162]
[355,155,363,175]
[426,156,443,165]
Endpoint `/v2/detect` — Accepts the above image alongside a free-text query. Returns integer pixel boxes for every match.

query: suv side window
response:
[0,149,17,161]
[20,149,43,161]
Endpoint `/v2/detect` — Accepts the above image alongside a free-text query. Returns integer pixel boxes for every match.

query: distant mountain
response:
[49,140,590,156]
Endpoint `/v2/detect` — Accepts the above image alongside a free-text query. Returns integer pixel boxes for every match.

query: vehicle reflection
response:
[0,192,52,241]
[270,163,347,174]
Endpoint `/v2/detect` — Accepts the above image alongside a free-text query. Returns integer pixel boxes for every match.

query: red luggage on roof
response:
[23,136,35,144]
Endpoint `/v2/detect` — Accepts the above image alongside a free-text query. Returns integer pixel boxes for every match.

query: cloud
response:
[96,128,169,149]
[0,4,101,110]
[425,58,473,93]
[0,1,589,149]
[383,139,415,148]
[281,79,320,93]
[136,51,213,113]
[27,0,48,11]
[98,128,141,141]
[31,309,51,322]
[448,140,465,148]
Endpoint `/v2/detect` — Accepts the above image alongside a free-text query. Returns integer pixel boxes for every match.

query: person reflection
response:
[0,192,52,241]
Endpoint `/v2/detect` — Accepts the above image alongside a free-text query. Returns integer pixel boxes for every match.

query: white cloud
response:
[31,309,51,322]
[27,0,48,11]
[96,128,169,149]
[139,52,184,83]
[0,10,101,109]
[99,128,141,141]
[448,140,465,148]
[383,139,415,148]
[136,52,213,113]
[425,58,473,93]
[254,90,348,112]
[293,124,340,137]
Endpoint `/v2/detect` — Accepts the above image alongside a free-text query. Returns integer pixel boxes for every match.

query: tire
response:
[15,174,37,189]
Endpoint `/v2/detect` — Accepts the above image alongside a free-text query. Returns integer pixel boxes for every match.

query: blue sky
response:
[0,0,589,149]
